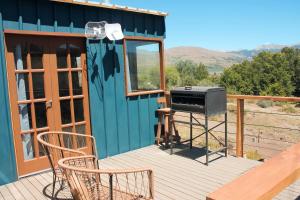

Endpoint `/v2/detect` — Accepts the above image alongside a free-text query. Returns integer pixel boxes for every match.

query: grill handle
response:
[185,86,192,90]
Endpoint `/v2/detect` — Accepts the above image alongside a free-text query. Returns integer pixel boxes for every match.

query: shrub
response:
[227,104,236,112]
[197,139,221,150]
[273,101,287,107]
[246,150,262,160]
[246,99,256,104]
[281,105,297,113]
[227,98,235,103]
[256,100,273,108]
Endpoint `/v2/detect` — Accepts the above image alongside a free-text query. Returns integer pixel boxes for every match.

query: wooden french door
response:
[5,34,91,176]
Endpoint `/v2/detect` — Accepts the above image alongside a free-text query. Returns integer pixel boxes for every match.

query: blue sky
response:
[109,0,300,51]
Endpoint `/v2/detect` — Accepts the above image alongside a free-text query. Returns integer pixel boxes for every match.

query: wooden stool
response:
[156,97,179,145]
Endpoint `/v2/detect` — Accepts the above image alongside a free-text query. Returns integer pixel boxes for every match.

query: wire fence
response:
[172,101,300,160]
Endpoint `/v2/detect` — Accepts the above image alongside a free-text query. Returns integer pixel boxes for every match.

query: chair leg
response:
[164,114,169,146]
[172,119,180,143]
[52,173,57,199]
[156,114,162,145]
[59,178,65,190]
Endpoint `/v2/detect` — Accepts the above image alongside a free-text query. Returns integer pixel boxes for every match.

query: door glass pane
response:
[76,124,86,148]
[16,73,30,101]
[58,72,70,97]
[14,44,28,70]
[60,100,71,124]
[74,99,84,122]
[38,132,48,157]
[72,71,82,95]
[70,45,81,68]
[21,133,35,160]
[18,104,32,131]
[34,102,47,128]
[32,73,45,99]
[57,44,67,68]
[38,142,45,157]
[30,44,43,69]
[62,126,73,133]
[62,127,73,149]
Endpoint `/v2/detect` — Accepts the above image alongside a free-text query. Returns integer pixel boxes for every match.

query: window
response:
[124,38,164,96]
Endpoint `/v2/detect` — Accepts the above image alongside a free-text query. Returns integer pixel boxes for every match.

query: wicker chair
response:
[58,155,154,200]
[37,131,98,197]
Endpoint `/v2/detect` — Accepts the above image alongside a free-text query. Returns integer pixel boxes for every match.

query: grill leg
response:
[190,113,193,149]
[170,113,174,155]
[109,174,113,200]
[205,115,209,165]
[225,112,228,157]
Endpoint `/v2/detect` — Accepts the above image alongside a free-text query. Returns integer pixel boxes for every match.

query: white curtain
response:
[15,44,34,160]
[125,53,132,92]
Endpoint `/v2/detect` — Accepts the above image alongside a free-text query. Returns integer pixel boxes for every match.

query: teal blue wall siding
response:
[0,0,166,183]
[0,11,18,185]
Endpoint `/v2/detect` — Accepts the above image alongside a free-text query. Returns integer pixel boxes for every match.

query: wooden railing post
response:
[236,99,244,157]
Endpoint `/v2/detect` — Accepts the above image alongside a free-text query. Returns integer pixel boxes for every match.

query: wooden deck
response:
[0,145,299,200]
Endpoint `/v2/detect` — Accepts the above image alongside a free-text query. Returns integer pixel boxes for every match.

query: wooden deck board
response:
[0,145,299,199]
[100,146,260,199]
[0,186,15,200]
[13,179,38,200]
[21,176,48,200]
[274,180,300,199]
[103,152,223,197]
[101,155,205,197]
[5,183,24,200]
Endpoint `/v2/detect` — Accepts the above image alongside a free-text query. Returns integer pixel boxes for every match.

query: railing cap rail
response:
[165,91,300,102]
[227,94,300,102]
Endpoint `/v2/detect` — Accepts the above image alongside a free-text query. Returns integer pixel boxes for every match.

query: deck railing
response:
[228,95,300,159]
[166,92,300,160]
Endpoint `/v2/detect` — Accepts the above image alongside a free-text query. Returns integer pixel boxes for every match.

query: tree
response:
[220,61,255,94]
[252,51,294,96]
[175,60,209,86]
[220,50,295,96]
[195,63,209,80]
[281,47,300,96]
[165,67,180,89]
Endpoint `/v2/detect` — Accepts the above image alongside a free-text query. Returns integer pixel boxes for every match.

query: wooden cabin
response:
[0,0,167,184]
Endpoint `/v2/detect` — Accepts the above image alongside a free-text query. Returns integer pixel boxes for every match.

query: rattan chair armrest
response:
[37,134,87,155]
[58,155,153,174]
[38,131,98,158]
[43,131,96,139]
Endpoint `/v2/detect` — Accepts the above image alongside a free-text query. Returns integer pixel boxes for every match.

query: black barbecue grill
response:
[170,86,228,165]
[171,86,227,115]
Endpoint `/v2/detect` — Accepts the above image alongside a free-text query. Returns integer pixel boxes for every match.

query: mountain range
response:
[165,43,300,73]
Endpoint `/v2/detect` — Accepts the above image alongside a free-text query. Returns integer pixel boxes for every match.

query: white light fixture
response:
[85,21,124,41]
[105,23,124,41]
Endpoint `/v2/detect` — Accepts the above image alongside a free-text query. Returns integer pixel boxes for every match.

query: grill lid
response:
[171,86,225,93]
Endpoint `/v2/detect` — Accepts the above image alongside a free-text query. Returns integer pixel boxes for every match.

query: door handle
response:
[46,100,52,109]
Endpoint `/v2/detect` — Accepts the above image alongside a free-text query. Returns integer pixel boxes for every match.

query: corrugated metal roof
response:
[51,0,168,16]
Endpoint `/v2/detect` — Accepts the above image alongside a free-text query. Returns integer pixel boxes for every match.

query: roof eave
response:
[50,0,168,17]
